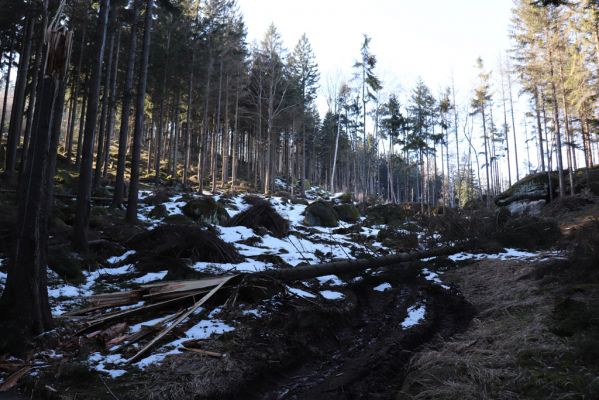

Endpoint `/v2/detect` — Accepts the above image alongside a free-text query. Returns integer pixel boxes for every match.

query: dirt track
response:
[134,266,475,400]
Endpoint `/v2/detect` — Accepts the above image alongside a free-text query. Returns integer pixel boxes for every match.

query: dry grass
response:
[398,257,577,400]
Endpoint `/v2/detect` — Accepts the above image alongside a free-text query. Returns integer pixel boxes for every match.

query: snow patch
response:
[373,283,392,292]
[316,274,344,286]
[132,271,168,284]
[320,290,345,300]
[401,304,426,329]
[421,268,450,290]
[287,286,317,298]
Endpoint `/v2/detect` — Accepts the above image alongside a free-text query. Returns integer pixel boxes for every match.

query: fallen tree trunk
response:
[261,245,463,282]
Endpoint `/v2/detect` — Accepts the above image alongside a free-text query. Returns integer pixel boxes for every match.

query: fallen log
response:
[261,245,464,282]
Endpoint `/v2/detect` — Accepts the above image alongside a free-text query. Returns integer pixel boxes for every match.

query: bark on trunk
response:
[73,0,111,251]
[113,3,138,208]
[126,0,153,223]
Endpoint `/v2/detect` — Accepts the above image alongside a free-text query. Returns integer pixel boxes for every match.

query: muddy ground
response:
[12,262,475,400]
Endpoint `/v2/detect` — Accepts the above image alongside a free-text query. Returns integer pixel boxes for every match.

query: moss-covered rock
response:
[334,204,360,223]
[336,192,353,204]
[304,201,338,227]
[365,203,411,226]
[143,190,173,206]
[290,197,309,205]
[496,173,557,207]
[149,204,168,219]
[182,197,230,225]
[47,249,87,284]
[163,214,195,225]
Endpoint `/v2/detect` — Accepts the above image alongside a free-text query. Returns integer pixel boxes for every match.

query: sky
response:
[237,0,516,113]
[236,0,545,181]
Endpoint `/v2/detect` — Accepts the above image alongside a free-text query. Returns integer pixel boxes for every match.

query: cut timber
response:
[127,274,239,363]
[262,246,465,282]
[75,289,210,335]
[142,278,230,296]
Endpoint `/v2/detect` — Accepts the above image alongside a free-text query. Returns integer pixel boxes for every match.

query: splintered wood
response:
[67,275,239,364]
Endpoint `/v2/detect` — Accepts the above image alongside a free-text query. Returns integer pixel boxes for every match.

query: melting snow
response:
[320,290,345,300]
[449,248,540,262]
[287,286,317,298]
[316,275,344,286]
[107,250,136,265]
[421,268,450,290]
[373,283,392,292]
[401,304,426,329]
[132,271,168,284]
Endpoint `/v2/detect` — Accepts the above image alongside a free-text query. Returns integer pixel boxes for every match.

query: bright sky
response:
[237,0,545,181]
[237,0,515,113]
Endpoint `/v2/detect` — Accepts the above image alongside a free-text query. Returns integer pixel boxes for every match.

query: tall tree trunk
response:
[451,79,460,207]
[500,68,512,187]
[547,42,565,198]
[183,52,194,187]
[75,79,88,166]
[198,53,213,191]
[533,87,546,172]
[507,67,519,181]
[66,29,86,164]
[126,0,153,223]
[331,110,341,192]
[231,77,239,190]
[154,27,170,185]
[0,42,15,146]
[73,0,111,251]
[222,74,230,187]
[3,18,34,183]
[113,3,138,208]
[21,37,44,170]
[481,106,490,207]
[94,13,117,189]
[102,30,121,179]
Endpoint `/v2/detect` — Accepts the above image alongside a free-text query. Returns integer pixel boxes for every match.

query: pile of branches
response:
[125,224,244,272]
[228,199,289,238]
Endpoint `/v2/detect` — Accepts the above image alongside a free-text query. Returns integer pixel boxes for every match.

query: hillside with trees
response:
[0,0,597,398]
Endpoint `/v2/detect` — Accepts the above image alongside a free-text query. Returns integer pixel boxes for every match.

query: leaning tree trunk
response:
[126,0,154,223]
[73,0,111,251]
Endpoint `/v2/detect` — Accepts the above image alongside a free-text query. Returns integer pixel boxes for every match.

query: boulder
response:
[148,204,169,219]
[496,172,556,207]
[507,199,546,216]
[334,204,361,223]
[304,201,338,227]
[182,197,230,225]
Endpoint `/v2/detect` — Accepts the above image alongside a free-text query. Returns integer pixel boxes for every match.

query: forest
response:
[0,0,598,398]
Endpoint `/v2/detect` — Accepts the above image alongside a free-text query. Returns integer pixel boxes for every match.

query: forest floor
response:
[0,175,598,399]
